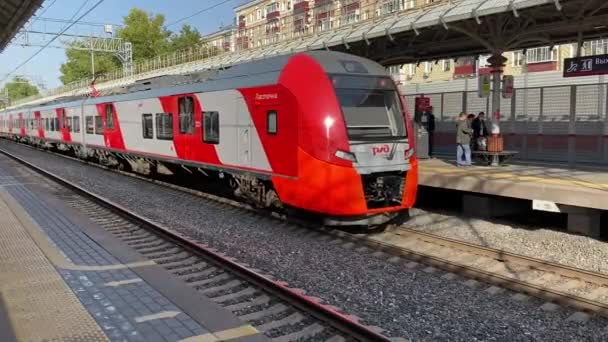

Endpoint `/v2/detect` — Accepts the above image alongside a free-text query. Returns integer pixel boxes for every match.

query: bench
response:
[472,150,519,166]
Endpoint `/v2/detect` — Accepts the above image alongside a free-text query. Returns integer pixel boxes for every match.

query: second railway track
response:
[2,139,608,338]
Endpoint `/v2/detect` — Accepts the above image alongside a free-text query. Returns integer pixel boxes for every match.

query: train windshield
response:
[330,74,406,141]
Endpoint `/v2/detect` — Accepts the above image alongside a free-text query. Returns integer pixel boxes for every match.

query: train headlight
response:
[335,150,357,163]
[404,148,415,159]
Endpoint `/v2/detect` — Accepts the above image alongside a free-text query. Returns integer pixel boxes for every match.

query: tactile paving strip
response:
[0,190,109,342]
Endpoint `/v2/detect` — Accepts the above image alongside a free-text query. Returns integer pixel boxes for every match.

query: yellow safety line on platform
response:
[0,190,110,342]
[420,166,608,190]
[179,325,260,342]
[0,191,157,272]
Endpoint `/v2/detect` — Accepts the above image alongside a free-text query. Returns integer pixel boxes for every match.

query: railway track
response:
[0,147,392,342]
[3,140,608,327]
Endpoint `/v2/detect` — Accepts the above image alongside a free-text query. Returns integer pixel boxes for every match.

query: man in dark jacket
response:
[425,106,436,157]
[472,112,489,150]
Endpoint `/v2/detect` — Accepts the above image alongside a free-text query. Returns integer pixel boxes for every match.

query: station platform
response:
[418,158,608,237]
[0,165,265,341]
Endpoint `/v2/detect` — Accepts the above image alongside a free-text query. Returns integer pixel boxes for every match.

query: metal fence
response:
[404,83,608,165]
[10,0,450,108]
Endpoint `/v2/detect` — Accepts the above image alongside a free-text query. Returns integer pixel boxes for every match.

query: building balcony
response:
[294,1,309,13]
[526,61,558,72]
[343,1,360,12]
[266,10,280,21]
[454,64,475,76]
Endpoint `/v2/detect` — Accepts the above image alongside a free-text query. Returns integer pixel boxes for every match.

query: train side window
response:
[202,111,219,144]
[142,114,153,139]
[106,104,114,130]
[54,118,59,131]
[45,118,49,131]
[156,113,173,140]
[95,116,103,135]
[178,96,194,134]
[266,110,277,135]
[73,116,80,133]
[86,116,94,134]
[67,117,73,132]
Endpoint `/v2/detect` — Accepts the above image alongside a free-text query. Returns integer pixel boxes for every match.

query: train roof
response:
[1,51,389,113]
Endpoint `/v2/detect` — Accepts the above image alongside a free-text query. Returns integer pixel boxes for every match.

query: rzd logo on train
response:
[372,144,390,156]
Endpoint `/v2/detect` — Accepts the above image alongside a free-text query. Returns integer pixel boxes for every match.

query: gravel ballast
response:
[403,208,608,275]
[2,140,608,341]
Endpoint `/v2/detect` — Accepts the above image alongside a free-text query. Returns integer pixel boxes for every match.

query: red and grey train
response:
[0,51,418,227]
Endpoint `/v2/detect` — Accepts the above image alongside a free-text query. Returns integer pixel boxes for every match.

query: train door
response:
[250,86,298,177]
[175,95,196,160]
[236,95,252,168]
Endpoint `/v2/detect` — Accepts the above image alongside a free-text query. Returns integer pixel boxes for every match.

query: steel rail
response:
[5,139,608,320]
[0,147,392,342]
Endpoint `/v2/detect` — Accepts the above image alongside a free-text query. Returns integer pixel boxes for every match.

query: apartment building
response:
[201,25,235,53]
[389,39,608,85]
[202,0,608,86]
[226,0,437,51]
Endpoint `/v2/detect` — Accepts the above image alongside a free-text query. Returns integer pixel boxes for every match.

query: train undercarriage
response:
[7,135,407,231]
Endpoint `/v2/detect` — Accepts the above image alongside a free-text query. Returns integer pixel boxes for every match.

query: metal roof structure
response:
[9,0,608,108]
[241,0,608,66]
[0,0,44,52]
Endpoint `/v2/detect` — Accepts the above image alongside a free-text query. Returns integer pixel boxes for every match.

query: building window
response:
[142,114,153,139]
[95,115,103,135]
[267,110,277,134]
[512,51,524,67]
[86,116,94,134]
[526,46,557,64]
[443,59,451,71]
[203,111,219,144]
[178,96,194,134]
[106,104,114,130]
[73,116,80,133]
[585,39,608,56]
[156,113,173,140]
[424,62,433,74]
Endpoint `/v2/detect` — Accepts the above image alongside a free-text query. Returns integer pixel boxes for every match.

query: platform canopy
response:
[0,0,44,52]
[225,0,608,66]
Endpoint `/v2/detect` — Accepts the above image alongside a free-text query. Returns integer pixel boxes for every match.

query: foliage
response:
[169,24,202,51]
[59,8,206,85]
[0,76,40,105]
[116,8,171,61]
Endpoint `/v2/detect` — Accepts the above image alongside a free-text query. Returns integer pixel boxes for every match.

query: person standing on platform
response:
[472,112,489,151]
[456,112,473,166]
[426,106,436,158]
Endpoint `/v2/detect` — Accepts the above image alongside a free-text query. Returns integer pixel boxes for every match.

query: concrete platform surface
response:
[0,163,265,341]
[419,158,608,211]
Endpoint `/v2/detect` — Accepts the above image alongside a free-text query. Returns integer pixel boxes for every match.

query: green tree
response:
[58,8,215,85]
[117,8,171,61]
[169,24,202,51]
[0,76,40,104]
[59,42,118,84]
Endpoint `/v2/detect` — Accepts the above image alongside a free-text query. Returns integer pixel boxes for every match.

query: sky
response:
[0,0,250,90]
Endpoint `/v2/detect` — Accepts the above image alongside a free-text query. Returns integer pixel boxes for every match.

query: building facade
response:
[201,25,235,53]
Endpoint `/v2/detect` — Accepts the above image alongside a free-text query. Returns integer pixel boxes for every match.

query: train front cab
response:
[273,51,418,227]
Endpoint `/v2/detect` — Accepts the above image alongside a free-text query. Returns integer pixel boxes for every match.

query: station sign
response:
[478,74,491,98]
[563,54,608,77]
[415,96,430,112]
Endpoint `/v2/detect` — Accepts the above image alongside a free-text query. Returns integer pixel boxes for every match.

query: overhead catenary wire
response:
[1,0,106,84]
[166,0,237,28]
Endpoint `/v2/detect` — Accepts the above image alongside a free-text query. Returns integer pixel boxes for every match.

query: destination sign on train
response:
[563,54,608,77]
